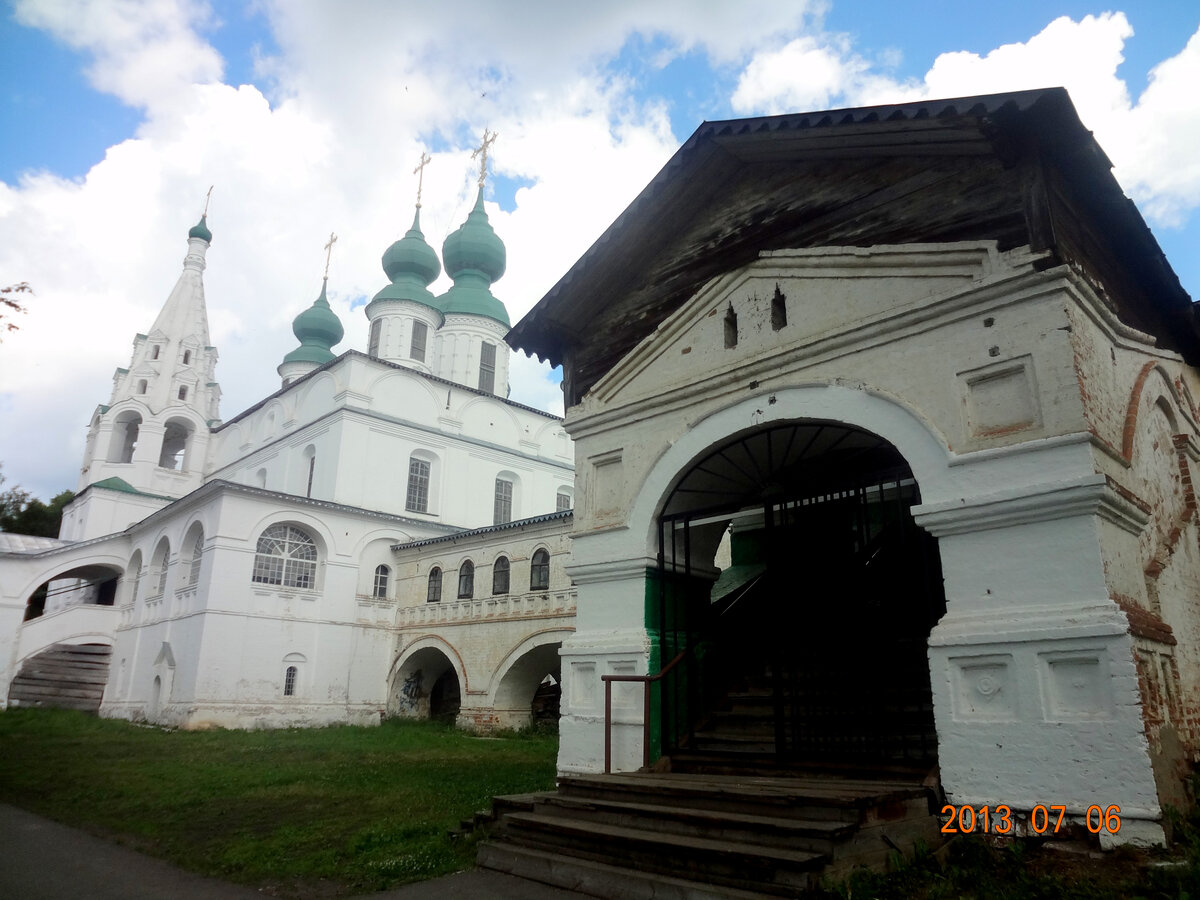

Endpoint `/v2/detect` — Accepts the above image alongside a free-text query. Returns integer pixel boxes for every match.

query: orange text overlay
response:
[940,804,1122,835]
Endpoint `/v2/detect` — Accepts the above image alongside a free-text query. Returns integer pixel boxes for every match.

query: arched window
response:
[282,652,306,697]
[182,349,191,365]
[302,445,317,498]
[150,538,171,596]
[373,564,390,599]
[126,551,142,606]
[158,417,194,470]
[151,345,160,360]
[368,318,382,357]
[187,528,204,585]
[427,567,442,603]
[458,560,474,599]
[108,411,141,463]
[492,556,510,595]
[406,456,431,513]
[530,548,550,591]
[137,379,148,394]
[494,477,513,524]
[252,524,317,589]
[410,321,428,362]
[479,341,497,393]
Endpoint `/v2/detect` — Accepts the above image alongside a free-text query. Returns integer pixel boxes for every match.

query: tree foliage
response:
[0,465,74,537]
[1,282,32,341]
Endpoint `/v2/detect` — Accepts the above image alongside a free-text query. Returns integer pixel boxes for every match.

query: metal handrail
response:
[601,648,688,774]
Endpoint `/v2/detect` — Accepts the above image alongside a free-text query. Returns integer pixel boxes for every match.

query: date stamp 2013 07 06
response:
[940,804,1122,836]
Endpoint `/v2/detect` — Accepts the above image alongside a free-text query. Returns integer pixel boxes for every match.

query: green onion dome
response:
[442,189,506,282]
[282,279,344,365]
[437,189,509,327]
[188,214,212,242]
[370,209,441,308]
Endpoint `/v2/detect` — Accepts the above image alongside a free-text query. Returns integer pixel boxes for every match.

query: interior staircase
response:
[7,643,113,713]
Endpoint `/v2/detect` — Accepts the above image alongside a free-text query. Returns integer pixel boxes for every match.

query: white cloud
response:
[729,13,1200,233]
[1120,28,1200,226]
[14,0,224,111]
[2,3,1198,504]
[731,34,871,113]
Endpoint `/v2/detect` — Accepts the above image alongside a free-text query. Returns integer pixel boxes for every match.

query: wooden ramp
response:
[7,643,113,713]
[477,769,943,898]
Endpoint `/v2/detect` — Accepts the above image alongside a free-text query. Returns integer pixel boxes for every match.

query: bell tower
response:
[77,215,221,500]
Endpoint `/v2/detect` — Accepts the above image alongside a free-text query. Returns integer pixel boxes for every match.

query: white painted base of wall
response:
[102,701,383,730]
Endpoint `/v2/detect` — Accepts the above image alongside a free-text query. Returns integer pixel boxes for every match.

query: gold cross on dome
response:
[202,185,213,216]
[413,151,431,208]
[323,232,338,279]
[471,128,497,188]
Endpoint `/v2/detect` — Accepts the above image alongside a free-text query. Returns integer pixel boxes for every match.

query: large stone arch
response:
[628,384,956,555]
[562,383,965,774]
[388,636,467,722]
[485,628,570,731]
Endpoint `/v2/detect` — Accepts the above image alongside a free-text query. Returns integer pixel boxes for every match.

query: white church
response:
[4,92,1200,887]
[0,158,578,731]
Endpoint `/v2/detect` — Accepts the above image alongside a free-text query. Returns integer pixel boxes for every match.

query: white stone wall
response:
[555,243,1178,843]
[99,487,426,728]
[390,513,575,731]
[205,353,572,528]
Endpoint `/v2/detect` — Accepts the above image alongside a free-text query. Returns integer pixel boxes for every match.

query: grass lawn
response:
[0,709,557,896]
[2,708,1198,899]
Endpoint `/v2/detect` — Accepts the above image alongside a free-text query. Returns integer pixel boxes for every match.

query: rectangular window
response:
[556,492,571,512]
[493,478,513,525]
[771,284,787,330]
[410,321,427,363]
[406,458,430,513]
[368,319,382,357]
[478,341,496,393]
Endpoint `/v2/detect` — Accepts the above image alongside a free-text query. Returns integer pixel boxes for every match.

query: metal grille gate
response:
[653,422,945,767]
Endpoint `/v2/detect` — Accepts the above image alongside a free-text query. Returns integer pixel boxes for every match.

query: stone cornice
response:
[912,474,1148,537]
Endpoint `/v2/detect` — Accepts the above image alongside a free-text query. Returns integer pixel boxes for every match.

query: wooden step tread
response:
[542,794,856,837]
[504,812,827,868]
[563,773,929,805]
[477,841,781,899]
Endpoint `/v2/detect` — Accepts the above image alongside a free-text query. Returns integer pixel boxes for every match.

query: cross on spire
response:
[323,232,338,280]
[471,128,497,188]
[202,185,213,217]
[413,151,431,208]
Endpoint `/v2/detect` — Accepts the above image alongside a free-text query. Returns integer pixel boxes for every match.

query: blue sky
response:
[1,1,1198,500]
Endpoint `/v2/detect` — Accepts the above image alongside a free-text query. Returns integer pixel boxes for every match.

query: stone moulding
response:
[912,473,1149,537]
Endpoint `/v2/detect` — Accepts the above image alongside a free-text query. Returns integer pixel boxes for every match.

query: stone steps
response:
[478,770,943,897]
[7,643,113,714]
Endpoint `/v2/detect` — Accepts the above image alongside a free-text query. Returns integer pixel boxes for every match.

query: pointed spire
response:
[189,187,214,242]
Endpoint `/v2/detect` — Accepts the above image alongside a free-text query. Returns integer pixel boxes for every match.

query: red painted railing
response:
[601,648,688,774]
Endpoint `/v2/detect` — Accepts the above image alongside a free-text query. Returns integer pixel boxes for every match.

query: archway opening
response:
[653,420,945,772]
[158,417,195,471]
[22,563,124,620]
[493,640,563,732]
[389,646,461,723]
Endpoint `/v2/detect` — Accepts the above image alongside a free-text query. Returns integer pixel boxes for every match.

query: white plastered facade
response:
[555,243,1200,846]
[0,218,577,734]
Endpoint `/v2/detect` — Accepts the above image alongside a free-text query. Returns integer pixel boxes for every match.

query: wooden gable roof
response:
[507,88,1197,406]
